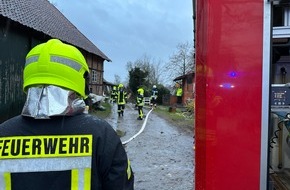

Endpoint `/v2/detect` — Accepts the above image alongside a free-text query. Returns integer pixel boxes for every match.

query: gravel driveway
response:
[105,103,195,190]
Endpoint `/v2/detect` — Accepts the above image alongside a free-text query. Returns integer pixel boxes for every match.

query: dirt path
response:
[105,103,195,190]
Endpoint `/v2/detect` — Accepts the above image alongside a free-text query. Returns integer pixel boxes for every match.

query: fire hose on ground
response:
[122,108,153,145]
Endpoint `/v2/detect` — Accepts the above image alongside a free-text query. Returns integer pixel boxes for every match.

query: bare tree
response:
[114,74,121,85]
[126,54,165,86]
[165,41,194,79]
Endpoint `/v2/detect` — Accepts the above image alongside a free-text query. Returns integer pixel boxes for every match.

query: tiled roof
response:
[0,0,111,61]
[174,71,195,81]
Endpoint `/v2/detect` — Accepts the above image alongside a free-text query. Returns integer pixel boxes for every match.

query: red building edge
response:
[195,0,270,189]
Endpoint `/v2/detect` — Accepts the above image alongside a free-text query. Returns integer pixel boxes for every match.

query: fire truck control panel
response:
[271,84,290,107]
[269,85,290,189]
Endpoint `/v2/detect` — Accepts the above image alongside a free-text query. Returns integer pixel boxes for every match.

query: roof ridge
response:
[0,0,111,61]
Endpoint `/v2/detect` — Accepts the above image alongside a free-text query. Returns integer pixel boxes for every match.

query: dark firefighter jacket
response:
[0,114,134,190]
[117,90,127,105]
[111,88,117,101]
[136,94,144,107]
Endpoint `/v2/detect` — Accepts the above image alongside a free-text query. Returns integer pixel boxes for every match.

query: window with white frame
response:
[91,70,97,83]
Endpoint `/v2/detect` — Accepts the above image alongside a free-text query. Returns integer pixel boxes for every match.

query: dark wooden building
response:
[0,0,111,123]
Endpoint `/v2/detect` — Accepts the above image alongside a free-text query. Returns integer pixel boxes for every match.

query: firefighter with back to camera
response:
[0,39,134,190]
[150,85,158,108]
[116,83,127,117]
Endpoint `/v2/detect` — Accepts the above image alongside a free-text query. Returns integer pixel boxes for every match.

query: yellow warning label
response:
[0,135,92,159]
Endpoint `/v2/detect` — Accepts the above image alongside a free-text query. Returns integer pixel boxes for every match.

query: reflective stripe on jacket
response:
[136,94,144,106]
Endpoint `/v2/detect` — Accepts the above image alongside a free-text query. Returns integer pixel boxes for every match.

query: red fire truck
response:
[195,0,290,189]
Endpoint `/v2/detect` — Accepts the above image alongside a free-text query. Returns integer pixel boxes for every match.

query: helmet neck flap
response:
[21,85,86,119]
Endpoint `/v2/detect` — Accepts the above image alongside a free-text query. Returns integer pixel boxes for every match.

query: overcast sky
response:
[48,0,193,83]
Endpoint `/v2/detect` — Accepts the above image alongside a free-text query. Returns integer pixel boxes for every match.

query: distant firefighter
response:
[110,85,118,103]
[150,84,158,108]
[117,83,128,117]
[136,87,145,120]
[176,83,183,104]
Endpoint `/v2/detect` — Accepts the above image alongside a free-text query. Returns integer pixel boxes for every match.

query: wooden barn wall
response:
[95,55,104,95]
[0,17,106,123]
[84,52,104,95]
[1,20,28,122]
[0,18,48,123]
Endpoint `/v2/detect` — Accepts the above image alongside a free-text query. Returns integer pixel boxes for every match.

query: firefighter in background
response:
[117,83,127,117]
[176,82,183,104]
[136,87,145,120]
[0,39,134,189]
[150,84,158,108]
[110,85,117,103]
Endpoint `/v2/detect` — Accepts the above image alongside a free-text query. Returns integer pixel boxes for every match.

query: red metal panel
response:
[195,0,264,189]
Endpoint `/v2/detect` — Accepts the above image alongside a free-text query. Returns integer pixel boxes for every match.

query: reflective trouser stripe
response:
[138,107,143,118]
[0,172,11,190]
[127,159,132,180]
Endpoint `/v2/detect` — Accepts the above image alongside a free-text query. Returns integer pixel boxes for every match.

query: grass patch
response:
[91,102,112,119]
[152,105,194,133]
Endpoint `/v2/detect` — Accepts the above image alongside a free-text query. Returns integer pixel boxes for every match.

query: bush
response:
[155,85,170,104]
[185,99,195,113]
